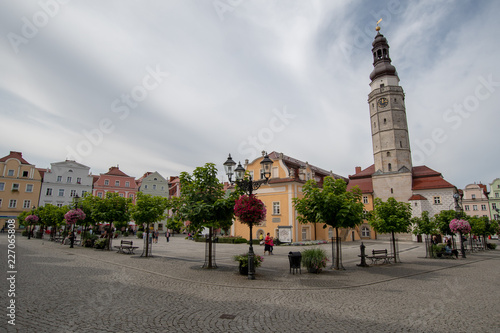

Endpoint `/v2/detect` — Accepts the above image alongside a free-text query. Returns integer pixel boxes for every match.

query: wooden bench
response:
[114,240,139,254]
[366,249,393,264]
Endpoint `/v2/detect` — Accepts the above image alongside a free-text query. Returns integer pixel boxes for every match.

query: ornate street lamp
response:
[70,195,80,248]
[223,153,273,280]
[453,192,466,258]
[27,205,36,240]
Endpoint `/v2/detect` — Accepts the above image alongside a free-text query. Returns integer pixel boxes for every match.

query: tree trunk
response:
[145,225,150,257]
[207,226,213,268]
[392,231,397,263]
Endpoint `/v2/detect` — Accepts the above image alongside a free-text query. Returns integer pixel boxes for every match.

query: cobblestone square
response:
[1,235,499,332]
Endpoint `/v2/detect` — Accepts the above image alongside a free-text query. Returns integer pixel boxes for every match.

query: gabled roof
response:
[409,194,427,201]
[37,168,46,179]
[267,151,346,181]
[347,165,375,193]
[0,151,31,165]
[104,166,130,177]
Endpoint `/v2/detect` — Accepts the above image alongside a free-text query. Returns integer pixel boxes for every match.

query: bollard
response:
[357,242,369,267]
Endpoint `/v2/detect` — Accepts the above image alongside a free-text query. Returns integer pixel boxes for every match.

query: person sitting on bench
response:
[445,239,458,258]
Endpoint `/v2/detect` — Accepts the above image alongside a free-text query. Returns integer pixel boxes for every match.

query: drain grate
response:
[219,314,236,320]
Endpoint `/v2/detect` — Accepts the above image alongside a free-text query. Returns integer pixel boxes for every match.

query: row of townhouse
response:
[0,151,171,230]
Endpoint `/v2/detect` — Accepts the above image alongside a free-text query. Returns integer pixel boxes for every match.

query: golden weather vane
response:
[376,18,382,31]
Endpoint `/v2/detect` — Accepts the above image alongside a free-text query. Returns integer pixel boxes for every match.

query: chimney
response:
[355,166,361,174]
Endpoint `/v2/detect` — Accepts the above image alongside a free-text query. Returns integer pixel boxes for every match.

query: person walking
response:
[264,233,272,255]
[165,231,170,242]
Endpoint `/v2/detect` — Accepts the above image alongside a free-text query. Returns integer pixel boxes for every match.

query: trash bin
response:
[288,251,302,274]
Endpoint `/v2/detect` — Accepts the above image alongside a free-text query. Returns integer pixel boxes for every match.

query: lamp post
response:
[453,193,466,258]
[70,195,80,248]
[224,153,273,280]
[27,205,36,240]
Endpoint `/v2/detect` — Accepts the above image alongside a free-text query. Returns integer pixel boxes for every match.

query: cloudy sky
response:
[1,0,499,190]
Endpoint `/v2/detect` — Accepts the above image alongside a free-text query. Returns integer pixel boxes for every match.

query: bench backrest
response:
[372,249,387,255]
[121,240,133,245]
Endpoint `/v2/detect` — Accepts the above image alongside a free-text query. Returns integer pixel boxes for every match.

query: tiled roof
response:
[268,151,346,180]
[347,177,373,193]
[104,166,130,177]
[409,194,427,200]
[37,168,46,178]
[0,151,31,165]
[349,165,375,179]
[412,165,455,190]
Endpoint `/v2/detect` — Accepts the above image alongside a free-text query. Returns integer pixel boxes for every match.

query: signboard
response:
[278,226,292,243]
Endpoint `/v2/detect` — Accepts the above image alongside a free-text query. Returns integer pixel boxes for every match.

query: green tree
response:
[370,197,412,263]
[129,192,169,257]
[434,210,466,236]
[470,216,498,250]
[93,192,131,250]
[178,163,236,268]
[37,204,67,240]
[412,211,438,257]
[293,177,364,270]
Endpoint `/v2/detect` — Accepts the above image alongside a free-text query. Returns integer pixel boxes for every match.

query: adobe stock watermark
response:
[339,0,404,63]
[237,106,296,161]
[66,64,169,161]
[7,0,71,54]
[213,0,245,21]
[412,74,499,165]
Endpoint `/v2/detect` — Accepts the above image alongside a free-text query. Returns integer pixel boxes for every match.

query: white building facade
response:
[39,160,93,207]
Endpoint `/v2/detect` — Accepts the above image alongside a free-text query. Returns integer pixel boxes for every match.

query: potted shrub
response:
[233,253,263,275]
[301,248,328,273]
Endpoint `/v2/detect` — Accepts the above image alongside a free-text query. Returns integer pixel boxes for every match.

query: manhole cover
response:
[220,314,236,320]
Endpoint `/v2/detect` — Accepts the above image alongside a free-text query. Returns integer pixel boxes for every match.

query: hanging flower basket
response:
[64,208,86,225]
[25,215,39,224]
[234,194,267,226]
[449,219,471,234]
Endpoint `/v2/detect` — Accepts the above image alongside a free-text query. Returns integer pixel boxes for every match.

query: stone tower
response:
[368,27,413,202]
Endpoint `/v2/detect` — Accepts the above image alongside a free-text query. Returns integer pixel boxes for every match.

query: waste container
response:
[288,251,302,274]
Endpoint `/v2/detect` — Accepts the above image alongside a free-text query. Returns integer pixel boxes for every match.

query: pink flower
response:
[64,208,86,224]
[449,219,471,234]
[234,194,266,226]
[25,215,39,224]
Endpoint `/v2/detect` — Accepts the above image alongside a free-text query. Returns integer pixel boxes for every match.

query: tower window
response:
[374,122,376,128]
[380,84,385,88]
[383,48,387,58]
[388,163,392,171]
[400,141,403,148]
[387,152,391,157]
[390,188,394,194]
[383,118,387,124]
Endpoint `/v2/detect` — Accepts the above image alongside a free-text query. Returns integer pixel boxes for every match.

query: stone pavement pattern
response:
[1,235,499,333]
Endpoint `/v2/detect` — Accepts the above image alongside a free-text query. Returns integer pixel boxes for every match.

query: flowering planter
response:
[307,267,322,274]
[238,263,248,275]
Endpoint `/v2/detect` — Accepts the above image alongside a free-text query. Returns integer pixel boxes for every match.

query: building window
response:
[58,189,64,196]
[77,177,82,184]
[104,180,109,185]
[82,190,87,197]
[0,182,4,191]
[67,177,72,183]
[433,197,441,204]
[473,205,478,211]
[390,188,393,194]
[144,185,148,189]
[22,171,29,177]
[153,185,157,190]
[363,196,369,204]
[387,152,390,157]
[25,184,33,192]
[161,186,164,191]
[301,227,310,241]
[388,163,392,171]
[7,170,14,176]
[70,190,77,197]
[125,181,130,187]
[273,202,280,215]
[56,203,63,208]
[129,194,134,199]
[496,193,499,198]
[12,183,19,191]
[97,192,103,198]
[481,204,487,211]
[272,167,279,178]
[115,180,120,186]
[0,199,2,207]
[23,200,31,209]
[119,193,124,197]
[249,171,254,180]
[46,188,52,196]
[9,200,17,208]
[57,176,62,182]
[493,203,497,209]
[471,194,476,199]
[361,226,370,237]
[465,205,470,211]
[328,227,334,239]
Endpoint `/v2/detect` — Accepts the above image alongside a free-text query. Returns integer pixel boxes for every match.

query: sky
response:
[1,0,499,190]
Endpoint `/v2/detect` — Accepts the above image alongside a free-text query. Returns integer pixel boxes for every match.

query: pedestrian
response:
[270,236,274,255]
[264,233,272,255]
[165,231,170,242]
[259,233,264,246]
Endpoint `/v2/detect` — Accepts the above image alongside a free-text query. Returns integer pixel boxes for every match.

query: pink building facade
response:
[92,166,138,203]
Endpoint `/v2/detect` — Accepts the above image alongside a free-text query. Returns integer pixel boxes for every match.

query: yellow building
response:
[230,151,372,243]
[0,151,42,230]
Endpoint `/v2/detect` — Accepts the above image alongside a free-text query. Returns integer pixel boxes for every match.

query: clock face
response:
[377,97,389,108]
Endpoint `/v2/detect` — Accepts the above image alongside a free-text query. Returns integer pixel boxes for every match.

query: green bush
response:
[137,231,143,239]
[301,248,328,272]
[22,230,28,236]
[93,238,107,250]
[487,242,497,249]
[123,231,129,237]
